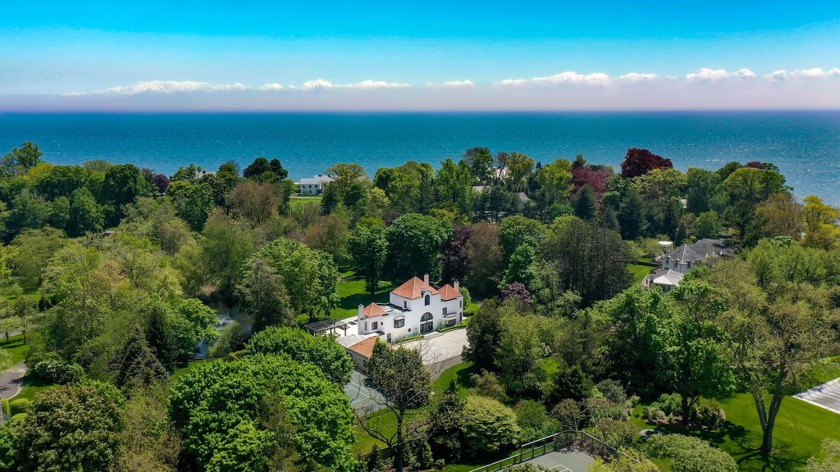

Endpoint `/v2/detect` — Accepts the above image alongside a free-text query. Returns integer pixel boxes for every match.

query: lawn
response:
[330,272,394,321]
[14,372,56,402]
[289,195,322,209]
[632,392,840,471]
[627,263,654,286]
[0,334,29,366]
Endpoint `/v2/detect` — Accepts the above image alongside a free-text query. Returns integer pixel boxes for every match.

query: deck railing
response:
[467,429,633,472]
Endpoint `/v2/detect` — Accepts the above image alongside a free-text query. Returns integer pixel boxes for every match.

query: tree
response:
[256,237,339,321]
[802,195,840,250]
[619,148,672,179]
[168,356,355,471]
[503,244,536,286]
[243,157,288,182]
[227,181,279,226]
[503,152,534,192]
[167,180,215,231]
[101,164,150,225]
[459,396,521,456]
[535,159,573,209]
[348,221,389,294]
[695,211,723,239]
[459,147,493,184]
[704,257,835,455]
[239,258,294,331]
[384,213,453,281]
[434,158,474,215]
[145,300,177,372]
[244,327,353,385]
[463,299,506,370]
[6,190,51,237]
[542,218,632,306]
[16,381,126,471]
[618,186,647,240]
[573,185,598,220]
[1,141,43,177]
[465,222,504,294]
[644,434,736,472]
[756,192,803,239]
[499,215,545,263]
[686,168,722,214]
[34,165,89,200]
[361,342,431,472]
[116,327,169,393]
[199,210,255,301]
[68,187,104,236]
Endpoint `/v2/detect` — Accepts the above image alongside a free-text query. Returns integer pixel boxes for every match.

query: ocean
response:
[1,111,838,205]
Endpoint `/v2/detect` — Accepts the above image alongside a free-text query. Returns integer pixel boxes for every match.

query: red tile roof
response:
[439,284,462,301]
[391,276,439,299]
[348,337,377,359]
[362,303,387,318]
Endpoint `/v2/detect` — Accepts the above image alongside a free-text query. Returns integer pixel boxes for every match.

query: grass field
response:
[330,272,394,320]
[289,195,322,209]
[632,389,840,471]
[0,334,29,366]
[627,263,654,286]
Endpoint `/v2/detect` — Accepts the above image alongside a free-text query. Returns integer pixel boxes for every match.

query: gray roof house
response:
[647,238,733,291]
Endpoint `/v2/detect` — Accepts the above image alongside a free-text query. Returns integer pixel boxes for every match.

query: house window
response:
[403,301,407,309]
[424,294,430,305]
[443,307,448,315]
[364,322,368,331]
[394,318,405,328]
[446,319,456,327]
[372,321,378,330]
[459,300,462,307]
[421,312,433,322]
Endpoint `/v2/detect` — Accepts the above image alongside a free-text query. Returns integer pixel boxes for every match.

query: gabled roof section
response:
[652,269,685,286]
[667,238,733,264]
[362,303,387,318]
[348,337,377,359]
[391,277,439,300]
[439,284,462,301]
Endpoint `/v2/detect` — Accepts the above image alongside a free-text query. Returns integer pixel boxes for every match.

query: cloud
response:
[497,71,611,87]
[257,83,286,91]
[790,67,840,79]
[618,72,658,82]
[443,79,474,88]
[103,80,247,95]
[685,68,757,81]
[301,79,409,90]
[766,70,788,81]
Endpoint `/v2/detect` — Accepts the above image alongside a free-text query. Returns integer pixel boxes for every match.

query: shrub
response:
[515,400,558,442]
[471,369,507,402]
[645,434,737,472]
[594,379,627,406]
[9,413,26,422]
[460,396,521,456]
[0,399,9,418]
[9,399,29,416]
[29,353,83,384]
[695,400,726,430]
[643,406,666,423]
[244,327,354,385]
[648,393,684,420]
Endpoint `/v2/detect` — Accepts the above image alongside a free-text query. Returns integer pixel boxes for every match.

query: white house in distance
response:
[648,238,734,291]
[299,174,334,195]
[357,275,464,343]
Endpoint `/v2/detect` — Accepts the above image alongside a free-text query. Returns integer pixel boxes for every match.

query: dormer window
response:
[424,294,431,305]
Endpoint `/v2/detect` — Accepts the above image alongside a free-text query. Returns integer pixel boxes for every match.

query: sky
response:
[2,0,840,111]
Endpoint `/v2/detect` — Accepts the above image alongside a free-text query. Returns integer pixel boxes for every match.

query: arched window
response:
[421,312,433,322]
[424,294,431,305]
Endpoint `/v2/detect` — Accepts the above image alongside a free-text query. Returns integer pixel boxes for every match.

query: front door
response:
[420,321,434,333]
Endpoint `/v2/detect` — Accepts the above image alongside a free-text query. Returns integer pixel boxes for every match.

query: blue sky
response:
[2,0,839,110]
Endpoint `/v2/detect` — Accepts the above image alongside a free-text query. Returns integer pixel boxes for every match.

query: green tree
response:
[145,300,178,372]
[459,396,521,456]
[68,187,104,236]
[256,237,339,321]
[547,364,593,404]
[573,185,598,220]
[239,258,294,331]
[384,213,453,281]
[686,168,723,214]
[348,221,389,294]
[227,180,279,226]
[1,141,43,177]
[199,210,255,302]
[244,327,353,385]
[695,211,723,239]
[116,327,169,393]
[499,215,545,263]
[618,186,647,240]
[6,190,51,237]
[434,158,474,215]
[535,159,573,210]
[644,434,736,472]
[503,152,534,192]
[463,299,506,370]
[463,147,495,184]
[465,221,505,295]
[167,180,215,231]
[17,381,126,471]
[101,164,150,225]
[361,342,431,472]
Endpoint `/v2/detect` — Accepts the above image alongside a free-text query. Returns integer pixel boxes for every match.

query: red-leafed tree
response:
[571,166,612,195]
[620,148,673,179]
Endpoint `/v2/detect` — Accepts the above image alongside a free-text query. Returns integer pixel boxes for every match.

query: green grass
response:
[172,359,208,382]
[433,361,478,398]
[0,334,29,366]
[330,272,394,321]
[14,372,56,402]
[289,195,322,209]
[627,263,654,285]
[633,392,840,471]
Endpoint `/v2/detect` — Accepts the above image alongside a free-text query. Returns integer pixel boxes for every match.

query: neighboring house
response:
[357,275,464,343]
[648,238,733,291]
[299,174,334,195]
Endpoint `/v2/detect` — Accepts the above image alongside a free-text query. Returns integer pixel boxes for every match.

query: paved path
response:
[0,362,27,400]
[344,370,387,413]
[794,377,840,414]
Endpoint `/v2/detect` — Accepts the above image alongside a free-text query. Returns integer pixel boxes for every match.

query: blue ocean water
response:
[1,111,838,205]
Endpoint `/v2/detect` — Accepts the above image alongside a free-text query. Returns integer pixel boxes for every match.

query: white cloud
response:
[257,83,286,91]
[302,79,334,90]
[301,79,409,90]
[686,68,757,81]
[790,67,840,79]
[497,71,611,87]
[103,80,247,95]
[619,72,658,82]
[443,79,474,88]
[766,70,788,81]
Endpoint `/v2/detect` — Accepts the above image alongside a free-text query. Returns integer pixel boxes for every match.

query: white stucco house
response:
[357,275,464,343]
[648,238,733,291]
[299,174,334,195]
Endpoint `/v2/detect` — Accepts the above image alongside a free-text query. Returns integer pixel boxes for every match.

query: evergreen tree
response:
[145,303,177,372]
[240,258,294,332]
[573,185,598,220]
[116,327,168,393]
[618,187,647,240]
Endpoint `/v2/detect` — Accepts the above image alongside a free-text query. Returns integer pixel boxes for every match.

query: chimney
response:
[454,280,460,291]
[423,274,429,284]
[358,304,364,316]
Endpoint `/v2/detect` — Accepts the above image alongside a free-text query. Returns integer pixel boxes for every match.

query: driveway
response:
[794,377,840,415]
[0,362,27,400]
[402,328,469,378]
